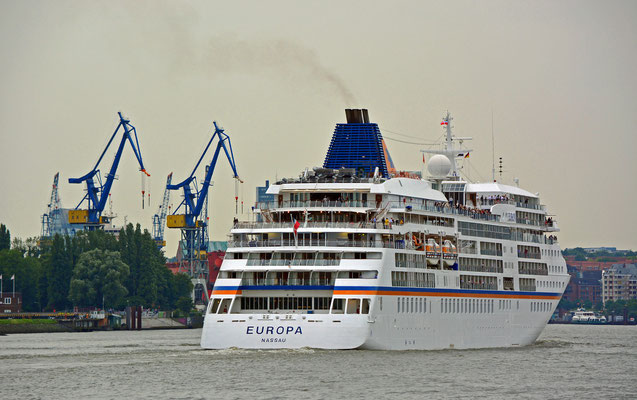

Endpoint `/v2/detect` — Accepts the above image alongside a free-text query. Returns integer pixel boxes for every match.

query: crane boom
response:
[68,112,149,225]
[152,172,173,248]
[167,121,240,227]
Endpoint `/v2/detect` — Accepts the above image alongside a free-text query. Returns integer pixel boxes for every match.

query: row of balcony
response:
[255,200,500,223]
[235,221,389,230]
[241,278,335,286]
[229,239,406,249]
[245,258,341,267]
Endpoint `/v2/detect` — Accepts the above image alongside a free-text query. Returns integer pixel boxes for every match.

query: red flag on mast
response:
[293,219,300,235]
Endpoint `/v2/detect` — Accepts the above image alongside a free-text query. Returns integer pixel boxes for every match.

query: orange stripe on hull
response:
[212,290,242,295]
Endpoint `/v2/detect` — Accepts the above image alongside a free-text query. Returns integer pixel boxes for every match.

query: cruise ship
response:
[201,109,569,350]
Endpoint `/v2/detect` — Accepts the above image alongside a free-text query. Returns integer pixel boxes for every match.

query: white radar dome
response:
[427,154,452,178]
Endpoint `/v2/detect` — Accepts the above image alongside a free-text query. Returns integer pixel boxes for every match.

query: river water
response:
[1,325,635,399]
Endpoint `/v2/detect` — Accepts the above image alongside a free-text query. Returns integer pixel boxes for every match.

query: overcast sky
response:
[1,0,636,256]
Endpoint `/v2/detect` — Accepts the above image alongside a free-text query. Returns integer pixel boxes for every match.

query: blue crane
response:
[167,121,240,229]
[68,112,149,226]
[152,172,173,248]
[166,121,240,303]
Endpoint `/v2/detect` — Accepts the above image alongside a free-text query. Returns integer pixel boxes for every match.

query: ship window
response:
[331,298,344,314]
[209,299,221,314]
[380,297,383,311]
[361,299,370,314]
[346,299,361,314]
[218,299,231,314]
[397,297,401,313]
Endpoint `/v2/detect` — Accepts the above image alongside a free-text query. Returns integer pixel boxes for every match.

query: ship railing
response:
[516,202,546,211]
[255,200,370,210]
[234,221,389,230]
[245,259,341,267]
[479,249,503,257]
[519,285,537,292]
[517,218,544,227]
[255,200,500,223]
[518,251,542,260]
[518,268,548,276]
[458,265,503,274]
[385,201,501,222]
[544,236,558,245]
[391,280,436,288]
[241,278,335,286]
[512,233,543,244]
[459,282,498,290]
[478,199,516,207]
[228,239,403,249]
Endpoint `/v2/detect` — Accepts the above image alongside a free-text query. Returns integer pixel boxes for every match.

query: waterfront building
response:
[563,266,602,305]
[1,292,22,313]
[602,264,637,304]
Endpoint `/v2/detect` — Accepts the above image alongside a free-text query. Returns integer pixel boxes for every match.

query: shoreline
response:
[0,317,199,334]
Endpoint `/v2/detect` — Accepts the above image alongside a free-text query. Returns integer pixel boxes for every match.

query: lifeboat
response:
[412,235,424,251]
[426,239,440,265]
[442,240,458,266]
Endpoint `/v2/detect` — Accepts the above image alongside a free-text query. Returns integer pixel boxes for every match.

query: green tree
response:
[47,234,74,311]
[175,296,193,315]
[0,224,9,251]
[0,248,44,311]
[171,273,194,309]
[626,299,637,319]
[604,300,627,315]
[69,249,129,308]
[119,224,165,307]
[557,297,576,311]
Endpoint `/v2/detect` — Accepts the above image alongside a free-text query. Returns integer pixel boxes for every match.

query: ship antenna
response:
[491,110,495,182]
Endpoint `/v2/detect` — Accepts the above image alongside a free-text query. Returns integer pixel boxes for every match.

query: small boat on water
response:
[571,308,607,324]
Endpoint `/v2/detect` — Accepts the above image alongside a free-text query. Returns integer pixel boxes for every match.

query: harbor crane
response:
[41,172,62,240]
[68,112,149,228]
[152,172,173,249]
[167,121,240,305]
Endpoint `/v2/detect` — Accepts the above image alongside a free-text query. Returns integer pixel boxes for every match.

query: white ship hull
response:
[201,292,559,350]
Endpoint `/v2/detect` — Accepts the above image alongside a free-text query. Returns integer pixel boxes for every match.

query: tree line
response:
[0,223,193,312]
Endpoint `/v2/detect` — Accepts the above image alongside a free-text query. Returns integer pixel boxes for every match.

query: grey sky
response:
[1,0,636,257]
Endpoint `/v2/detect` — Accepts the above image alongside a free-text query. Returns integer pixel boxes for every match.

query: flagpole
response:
[12,275,15,297]
[1,275,3,297]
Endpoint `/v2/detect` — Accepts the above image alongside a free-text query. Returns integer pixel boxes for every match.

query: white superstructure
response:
[201,111,569,350]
